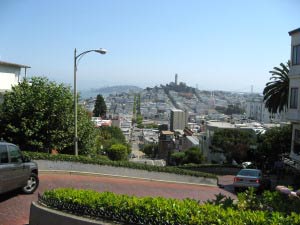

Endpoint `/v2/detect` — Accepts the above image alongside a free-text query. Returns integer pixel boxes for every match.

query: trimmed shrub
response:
[40,188,300,225]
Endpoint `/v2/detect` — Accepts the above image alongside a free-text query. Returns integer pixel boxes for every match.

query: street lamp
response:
[74,48,107,156]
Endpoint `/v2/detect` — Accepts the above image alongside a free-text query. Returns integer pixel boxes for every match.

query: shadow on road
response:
[0,189,20,203]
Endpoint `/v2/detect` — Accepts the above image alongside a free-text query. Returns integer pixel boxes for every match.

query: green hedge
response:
[40,188,300,225]
[179,163,241,168]
[23,151,217,179]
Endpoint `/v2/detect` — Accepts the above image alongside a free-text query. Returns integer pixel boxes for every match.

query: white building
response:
[0,61,30,92]
[287,28,300,166]
[170,109,188,131]
[245,97,285,123]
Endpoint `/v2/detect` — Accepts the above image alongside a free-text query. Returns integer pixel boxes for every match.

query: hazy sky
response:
[0,0,299,93]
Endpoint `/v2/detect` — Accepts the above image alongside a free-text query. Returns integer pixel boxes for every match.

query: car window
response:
[238,170,259,177]
[0,145,8,163]
[8,145,23,163]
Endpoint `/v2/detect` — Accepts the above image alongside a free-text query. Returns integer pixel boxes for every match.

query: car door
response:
[7,144,30,189]
[0,144,14,194]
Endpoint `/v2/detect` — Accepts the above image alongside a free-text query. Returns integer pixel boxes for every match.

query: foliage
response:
[205,193,236,209]
[256,125,292,164]
[215,104,245,115]
[184,147,204,164]
[97,126,129,155]
[93,94,107,117]
[170,152,185,165]
[144,123,159,129]
[0,77,98,155]
[263,61,290,113]
[106,143,129,161]
[141,143,158,158]
[23,151,217,179]
[171,147,204,165]
[237,187,300,215]
[211,129,256,163]
[40,188,300,225]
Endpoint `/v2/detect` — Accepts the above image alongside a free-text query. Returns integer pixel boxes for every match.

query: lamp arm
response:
[75,50,95,60]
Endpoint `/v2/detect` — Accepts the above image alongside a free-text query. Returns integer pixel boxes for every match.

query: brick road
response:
[0,173,235,225]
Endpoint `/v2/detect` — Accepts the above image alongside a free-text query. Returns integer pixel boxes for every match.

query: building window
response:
[290,88,298,109]
[294,129,300,155]
[292,45,300,65]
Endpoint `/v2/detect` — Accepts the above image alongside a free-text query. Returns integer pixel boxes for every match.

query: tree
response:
[183,147,203,164]
[97,126,130,155]
[170,147,203,165]
[0,77,98,155]
[263,61,290,114]
[256,125,291,164]
[141,143,158,158]
[211,129,256,163]
[170,152,185,165]
[106,143,129,161]
[93,94,107,117]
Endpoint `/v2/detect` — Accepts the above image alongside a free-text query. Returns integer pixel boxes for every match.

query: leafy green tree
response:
[141,143,158,158]
[257,125,291,164]
[97,126,130,155]
[0,77,98,155]
[93,94,107,117]
[211,129,256,163]
[170,151,185,165]
[106,143,129,161]
[170,147,203,165]
[184,147,203,164]
[263,61,290,113]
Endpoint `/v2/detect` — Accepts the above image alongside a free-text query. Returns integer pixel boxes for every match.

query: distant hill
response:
[80,85,142,98]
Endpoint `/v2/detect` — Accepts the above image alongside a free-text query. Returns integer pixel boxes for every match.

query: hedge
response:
[23,151,217,179]
[39,188,300,225]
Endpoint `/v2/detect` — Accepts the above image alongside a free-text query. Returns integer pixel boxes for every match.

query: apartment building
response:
[287,28,300,165]
[170,109,188,131]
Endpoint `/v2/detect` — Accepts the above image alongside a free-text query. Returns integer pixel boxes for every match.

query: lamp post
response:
[74,48,107,156]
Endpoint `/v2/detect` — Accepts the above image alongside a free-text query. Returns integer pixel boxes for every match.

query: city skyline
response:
[0,0,299,93]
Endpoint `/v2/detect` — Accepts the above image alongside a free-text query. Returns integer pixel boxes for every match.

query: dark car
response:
[0,141,39,194]
[233,169,271,192]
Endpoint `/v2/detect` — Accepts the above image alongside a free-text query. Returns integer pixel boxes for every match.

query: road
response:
[0,173,235,225]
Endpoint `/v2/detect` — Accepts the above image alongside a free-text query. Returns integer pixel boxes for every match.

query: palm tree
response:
[263,61,290,114]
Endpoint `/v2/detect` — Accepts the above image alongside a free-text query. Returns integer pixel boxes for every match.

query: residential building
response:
[158,130,174,160]
[170,109,187,131]
[245,96,285,123]
[287,28,300,166]
[0,61,30,92]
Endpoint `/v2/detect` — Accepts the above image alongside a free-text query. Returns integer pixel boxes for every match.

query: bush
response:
[170,147,204,165]
[106,144,128,161]
[23,151,217,179]
[237,187,300,215]
[40,188,300,225]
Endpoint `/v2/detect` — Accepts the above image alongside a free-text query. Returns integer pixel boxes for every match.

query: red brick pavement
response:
[0,173,236,225]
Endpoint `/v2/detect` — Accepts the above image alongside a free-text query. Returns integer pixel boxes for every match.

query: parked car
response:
[233,169,271,192]
[0,141,39,194]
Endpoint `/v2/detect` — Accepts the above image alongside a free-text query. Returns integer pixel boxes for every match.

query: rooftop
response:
[289,28,300,36]
[161,130,174,135]
[0,60,30,68]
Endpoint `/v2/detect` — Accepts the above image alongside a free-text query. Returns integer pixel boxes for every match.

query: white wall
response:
[0,65,20,92]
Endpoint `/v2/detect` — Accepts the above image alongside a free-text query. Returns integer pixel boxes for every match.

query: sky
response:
[0,0,299,93]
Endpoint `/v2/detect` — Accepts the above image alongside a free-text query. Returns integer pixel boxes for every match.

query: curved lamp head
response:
[95,48,107,54]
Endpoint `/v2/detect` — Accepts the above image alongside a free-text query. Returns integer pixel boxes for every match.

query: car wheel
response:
[234,187,239,193]
[22,173,39,194]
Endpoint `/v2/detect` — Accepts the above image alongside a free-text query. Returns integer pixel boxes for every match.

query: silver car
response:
[0,141,39,194]
[233,169,271,192]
